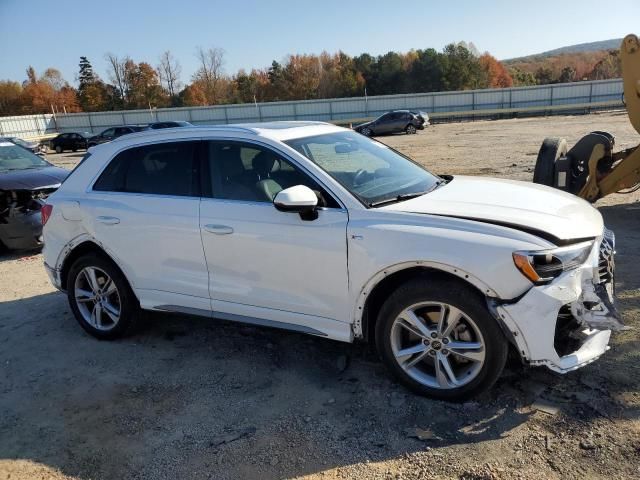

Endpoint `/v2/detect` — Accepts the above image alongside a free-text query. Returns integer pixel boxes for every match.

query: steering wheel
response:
[353,169,368,187]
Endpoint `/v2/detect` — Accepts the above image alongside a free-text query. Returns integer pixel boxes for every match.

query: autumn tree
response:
[0,81,23,116]
[105,53,130,106]
[124,61,167,109]
[157,50,182,104]
[508,67,537,86]
[479,53,513,88]
[193,47,227,104]
[588,51,622,80]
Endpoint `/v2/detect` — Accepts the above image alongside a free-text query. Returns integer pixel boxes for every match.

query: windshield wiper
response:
[368,180,447,208]
[368,191,430,208]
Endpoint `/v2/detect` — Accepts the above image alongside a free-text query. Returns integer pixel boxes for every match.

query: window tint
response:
[93,141,198,197]
[101,128,115,137]
[205,141,338,207]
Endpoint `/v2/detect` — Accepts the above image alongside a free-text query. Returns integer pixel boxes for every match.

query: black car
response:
[49,132,92,153]
[354,110,429,137]
[0,140,68,250]
[87,125,146,147]
[144,121,193,130]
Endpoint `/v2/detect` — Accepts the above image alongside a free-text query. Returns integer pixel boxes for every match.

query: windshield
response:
[285,131,440,206]
[0,142,49,172]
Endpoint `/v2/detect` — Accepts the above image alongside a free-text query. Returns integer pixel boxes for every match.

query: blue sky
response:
[1,0,638,86]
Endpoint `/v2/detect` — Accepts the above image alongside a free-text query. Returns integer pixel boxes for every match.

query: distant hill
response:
[505,38,622,63]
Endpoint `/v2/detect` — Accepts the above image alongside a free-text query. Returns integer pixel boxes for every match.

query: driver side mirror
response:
[274,185,319,221]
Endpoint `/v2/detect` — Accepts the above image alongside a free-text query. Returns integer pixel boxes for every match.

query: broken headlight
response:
[512,240,594,284]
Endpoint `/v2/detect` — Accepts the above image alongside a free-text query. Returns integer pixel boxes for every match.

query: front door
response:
[199,140,351,338]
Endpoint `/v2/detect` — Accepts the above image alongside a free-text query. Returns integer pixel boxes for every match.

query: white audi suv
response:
[42,122,622,400]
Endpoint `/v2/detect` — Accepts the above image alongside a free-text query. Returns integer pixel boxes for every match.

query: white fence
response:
[0,78,624,139]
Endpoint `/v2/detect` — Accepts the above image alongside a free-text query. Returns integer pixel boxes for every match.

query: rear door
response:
[84,140,210,312]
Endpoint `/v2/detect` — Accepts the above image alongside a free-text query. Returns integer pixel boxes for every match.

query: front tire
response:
[67,254,139,340]
[361,127,372,137]
[375,278,508,401]
[55,145,63,154]
[405,124,417,135]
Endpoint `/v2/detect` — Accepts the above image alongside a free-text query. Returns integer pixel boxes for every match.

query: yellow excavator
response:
[533,34,640,202]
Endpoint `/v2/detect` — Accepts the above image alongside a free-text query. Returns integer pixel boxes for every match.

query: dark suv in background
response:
[87,125,146,147]
[354,110,429,137]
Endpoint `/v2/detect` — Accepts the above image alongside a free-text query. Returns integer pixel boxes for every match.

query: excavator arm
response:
[534,34,640,202]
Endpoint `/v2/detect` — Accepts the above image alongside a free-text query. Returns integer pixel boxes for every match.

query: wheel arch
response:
[354,262,499,343]
[59,238,136,301]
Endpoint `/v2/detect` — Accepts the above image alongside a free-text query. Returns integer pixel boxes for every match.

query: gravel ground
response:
[1,112,639,480]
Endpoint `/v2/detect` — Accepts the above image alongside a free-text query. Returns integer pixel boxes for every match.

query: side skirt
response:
[153,304,328,337]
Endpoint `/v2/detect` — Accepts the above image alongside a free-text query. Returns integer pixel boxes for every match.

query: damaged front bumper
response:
[494,228,623,374]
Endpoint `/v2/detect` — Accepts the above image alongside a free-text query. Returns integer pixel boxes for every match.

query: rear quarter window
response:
[93,142,199,196]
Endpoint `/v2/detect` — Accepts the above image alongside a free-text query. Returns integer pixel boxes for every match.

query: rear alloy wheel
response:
[67,254,139,339]
[376,279,508,400]
[55,145,63,154]
[405,124,417,135]
[361,127,372,137]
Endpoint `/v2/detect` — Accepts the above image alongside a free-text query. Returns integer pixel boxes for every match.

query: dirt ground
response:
[1,112,639,480]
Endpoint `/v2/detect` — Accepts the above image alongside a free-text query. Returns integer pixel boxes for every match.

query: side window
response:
[93,141,198,197]
[205,141,338,207]
[102,128,115,137]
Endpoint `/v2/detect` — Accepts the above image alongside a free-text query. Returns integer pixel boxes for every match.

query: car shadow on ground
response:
[1,283,636,479]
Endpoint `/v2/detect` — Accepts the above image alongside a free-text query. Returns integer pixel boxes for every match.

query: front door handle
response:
[203,224,234,235]
[96,215,120,225]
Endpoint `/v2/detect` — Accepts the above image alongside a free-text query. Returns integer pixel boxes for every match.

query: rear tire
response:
[55,145,62,154]
[375,277,508,401]
[533,138,566,187]
[67,253,139,340]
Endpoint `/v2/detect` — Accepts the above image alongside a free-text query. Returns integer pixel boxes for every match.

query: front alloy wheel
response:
[390,302,485,389]
[361,127,372,137]
[405,124,417,134]
[376,278,508,400]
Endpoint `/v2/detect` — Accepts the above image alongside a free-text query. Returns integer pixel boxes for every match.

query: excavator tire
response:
[533,138,567,187]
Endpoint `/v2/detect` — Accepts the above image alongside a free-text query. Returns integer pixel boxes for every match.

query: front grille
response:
[598,227,615,284]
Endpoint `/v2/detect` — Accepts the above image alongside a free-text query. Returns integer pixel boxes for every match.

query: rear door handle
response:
[96,216,120,225]
[203,224,234,235]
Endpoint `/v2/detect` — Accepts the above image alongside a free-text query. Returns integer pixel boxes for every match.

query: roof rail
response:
[111,124,259,143]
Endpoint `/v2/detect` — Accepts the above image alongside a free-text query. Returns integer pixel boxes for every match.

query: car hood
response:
[0,166,69,190]
[355,120,373,128]
[380,176,603,241]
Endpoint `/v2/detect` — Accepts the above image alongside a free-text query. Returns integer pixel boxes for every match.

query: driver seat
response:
[253,151,283,201]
